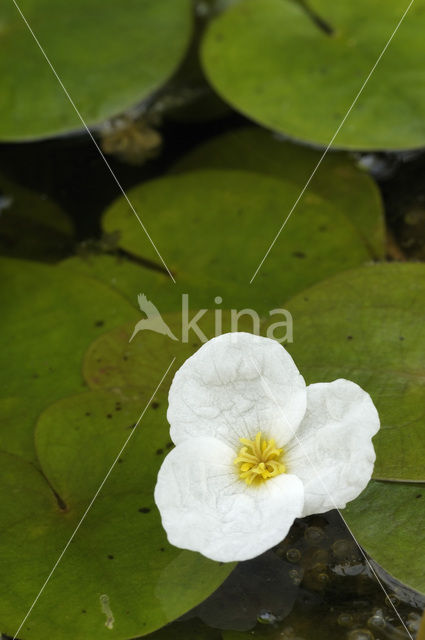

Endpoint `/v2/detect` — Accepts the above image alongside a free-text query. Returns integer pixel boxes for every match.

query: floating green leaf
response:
[0,172,74,261]
[201,0,425,150]
[344,481,425,595]
[172,128,384,258]
[60,254,181,311]
[282,263,425,594]
[102,169,372,311]
[0,257,138,462]
[83,312,262,393]
[284,262,425,483]
[0,0,192,140]
[0,390,234,639]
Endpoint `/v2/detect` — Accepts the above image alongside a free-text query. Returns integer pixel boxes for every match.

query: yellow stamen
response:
[234,431,286,485]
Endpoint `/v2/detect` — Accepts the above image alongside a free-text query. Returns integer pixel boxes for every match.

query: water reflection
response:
[178,510,424,640]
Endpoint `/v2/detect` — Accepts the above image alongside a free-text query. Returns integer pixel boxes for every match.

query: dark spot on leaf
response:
[292,251,306,258]
[166,441,173,449]
[347,336,353,340]
[318,225,327,232]
[108,554,114,559]
[32,373,39,378]
[128,423,136,429]
[118,458,123,464]
[139,507,151,514]
[160,547,165,552]
[85,412,91,416]
[303,297,309,302]
[96,358,102,363]
[156,448,164,455]
[399,336,405,341]
[151,401,160,410]
[82,610,86,614]
[95,320,104,327]
[416,494,422,498]
[219,562,224,566]
[123,355,128,361]
[106,414,112,419]
[192,343,199,348]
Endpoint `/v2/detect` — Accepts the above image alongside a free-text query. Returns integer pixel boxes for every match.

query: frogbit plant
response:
[155,333,379,562]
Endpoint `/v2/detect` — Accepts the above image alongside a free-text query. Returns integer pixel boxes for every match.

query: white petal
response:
[168,332,306,449]
[285,379,379,517]
[154,437,305,562]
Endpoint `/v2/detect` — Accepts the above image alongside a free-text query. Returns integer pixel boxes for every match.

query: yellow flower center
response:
[234,431,286,485]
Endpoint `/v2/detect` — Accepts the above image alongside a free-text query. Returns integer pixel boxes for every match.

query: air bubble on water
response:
[257,610,279,625]
[338,612,354,627]
[286,548,301,563]
[288,568,302,585]
[318,572,330,584]
[406,612,421,632]
[304,526,324,544]
[332,539,352,557]
[368,609,386,630]
[312,548,329,564]
[385,593,400,608]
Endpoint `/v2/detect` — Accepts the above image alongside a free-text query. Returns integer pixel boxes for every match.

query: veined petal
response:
[168,332,306,449]
[285,379,379,517]
[154,437,305,562]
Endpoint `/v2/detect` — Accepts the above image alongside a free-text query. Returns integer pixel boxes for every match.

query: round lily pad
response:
[201,0,425,150]
[0,390,234,639]
[282,263,425,595]
[102,169,371,311]
[283,262,425,483]
[0,0,192,140]
[0,257,138,462]
[0,172,73,261]
[60,254,183,311]
[83,312,263,393]
[171,128,385,259]
[344,481,425,595]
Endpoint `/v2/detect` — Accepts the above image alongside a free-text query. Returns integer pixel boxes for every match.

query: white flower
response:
[154,333,379,562]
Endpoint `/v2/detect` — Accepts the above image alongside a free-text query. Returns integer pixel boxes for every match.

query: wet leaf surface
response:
[284,262,425,483]
[102,169,372,311]
[0,390,234,639]
[0,172,74,261]
[282,263,425,595]
[201,0,425,150]
[0,257,138,462]
[172,128,385,258]
[344,481,425,595]
[0,0,192,140]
